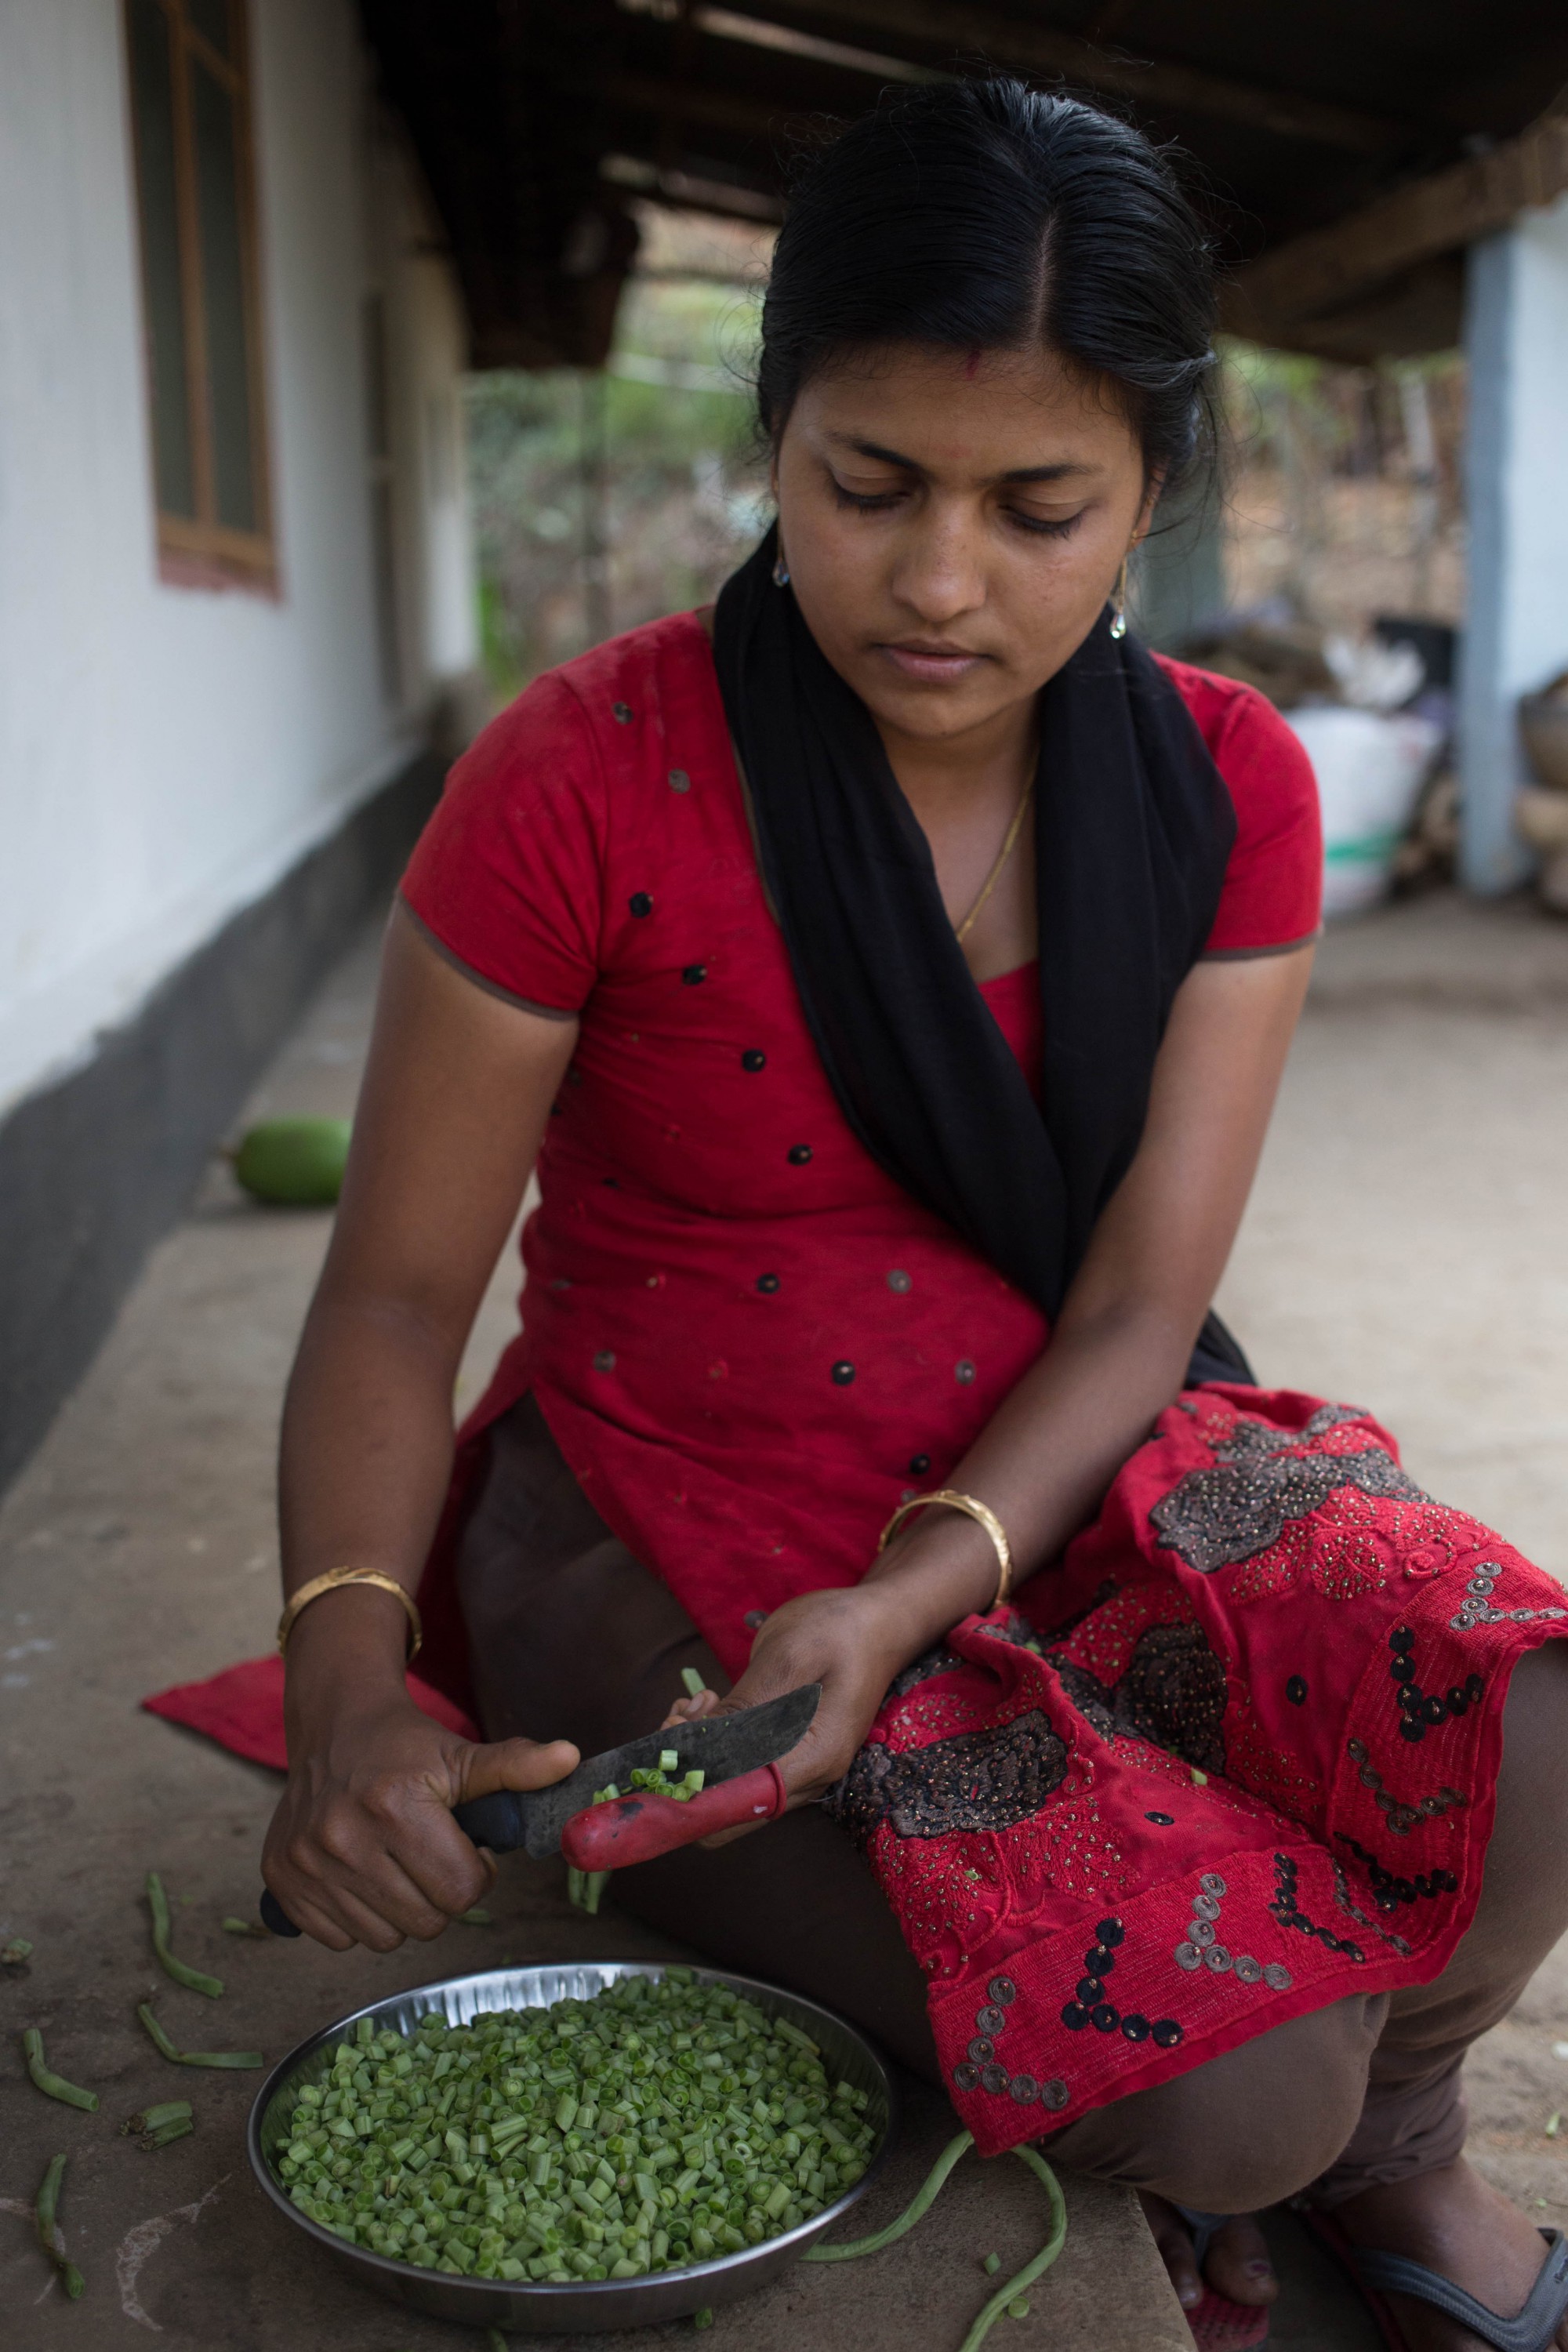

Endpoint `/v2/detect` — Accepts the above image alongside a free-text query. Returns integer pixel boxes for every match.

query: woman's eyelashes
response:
[826,477,1086,539]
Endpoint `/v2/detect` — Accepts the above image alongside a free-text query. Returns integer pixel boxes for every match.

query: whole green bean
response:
[35,2153,85,2300]
[23,2027,98,2111]
[954,2149,1066,2352]
[802,2127,971,2260]
[137,2001,263,2068]
[147,1870,224,1998]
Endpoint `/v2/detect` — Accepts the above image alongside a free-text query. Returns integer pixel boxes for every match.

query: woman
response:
[263,82,1568,2351]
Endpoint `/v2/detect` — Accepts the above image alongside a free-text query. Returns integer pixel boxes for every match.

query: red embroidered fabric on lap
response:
[833,1385,1566,2152]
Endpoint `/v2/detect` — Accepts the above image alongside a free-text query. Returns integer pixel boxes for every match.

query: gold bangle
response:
[877,1489,1014,1613]
[278,1568,423,1663]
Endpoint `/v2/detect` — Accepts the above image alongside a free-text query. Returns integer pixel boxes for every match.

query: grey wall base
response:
[0,749,444,1494]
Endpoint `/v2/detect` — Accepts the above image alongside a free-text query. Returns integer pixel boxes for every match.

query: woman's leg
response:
[456,1398,938,2078]
[1040,1639,1568,2332]
[1317,1639,1568,2350]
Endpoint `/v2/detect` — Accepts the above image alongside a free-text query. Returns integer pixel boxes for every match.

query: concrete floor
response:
[4,886,1568,2351]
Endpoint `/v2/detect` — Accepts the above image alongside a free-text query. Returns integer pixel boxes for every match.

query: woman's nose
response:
[888,512,987,625]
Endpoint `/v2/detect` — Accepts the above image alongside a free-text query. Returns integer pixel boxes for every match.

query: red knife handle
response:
[560,1763,789,1871]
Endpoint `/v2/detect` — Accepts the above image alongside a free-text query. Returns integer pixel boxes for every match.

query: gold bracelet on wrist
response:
[877,1489,1014,1613]
[277,1568,423,1662]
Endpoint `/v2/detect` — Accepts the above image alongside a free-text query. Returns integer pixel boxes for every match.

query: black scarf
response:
[712,528,1251,1387]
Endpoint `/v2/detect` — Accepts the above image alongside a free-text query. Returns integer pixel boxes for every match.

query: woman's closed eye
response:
[828,474,1087,539]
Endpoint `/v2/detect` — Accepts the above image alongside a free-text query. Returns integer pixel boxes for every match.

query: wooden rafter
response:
[735,0,1406,152]
[1223,107,1568,343]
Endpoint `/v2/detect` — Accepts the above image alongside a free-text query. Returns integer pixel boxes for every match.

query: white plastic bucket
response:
[1284,706,1443,917]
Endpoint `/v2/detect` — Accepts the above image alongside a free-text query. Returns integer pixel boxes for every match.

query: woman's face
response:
[772,341,1156,749]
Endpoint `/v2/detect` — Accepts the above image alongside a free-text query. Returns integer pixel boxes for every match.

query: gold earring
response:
[1109,555,1129,641]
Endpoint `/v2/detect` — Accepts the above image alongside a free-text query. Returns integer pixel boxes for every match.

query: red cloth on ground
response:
[143,1654,477,1773]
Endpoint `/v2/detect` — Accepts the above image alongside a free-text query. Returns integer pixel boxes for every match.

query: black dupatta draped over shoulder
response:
[711,528,1251,1387]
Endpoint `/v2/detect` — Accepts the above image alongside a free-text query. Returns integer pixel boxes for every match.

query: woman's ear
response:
[1134,469,1167,545]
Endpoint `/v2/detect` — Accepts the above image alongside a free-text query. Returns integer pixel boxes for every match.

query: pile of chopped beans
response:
[272,1969,878,2282]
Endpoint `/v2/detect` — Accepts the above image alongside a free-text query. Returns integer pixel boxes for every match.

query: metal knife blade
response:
[466,1682,821,1860]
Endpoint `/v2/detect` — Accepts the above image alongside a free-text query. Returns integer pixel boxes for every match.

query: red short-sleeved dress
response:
[400,612,1566,2155]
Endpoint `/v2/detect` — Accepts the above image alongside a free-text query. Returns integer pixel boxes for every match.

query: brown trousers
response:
[457,1397,1568,2214]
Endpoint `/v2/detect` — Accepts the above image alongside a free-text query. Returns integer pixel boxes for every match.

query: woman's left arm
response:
[705,944,1315,1802]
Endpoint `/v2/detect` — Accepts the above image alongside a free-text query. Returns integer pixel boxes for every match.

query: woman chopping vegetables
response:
[264,82,1568,2352]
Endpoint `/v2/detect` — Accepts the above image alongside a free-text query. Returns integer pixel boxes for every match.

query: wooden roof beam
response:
[1223,106,1568,343]
[736,0,1406,153]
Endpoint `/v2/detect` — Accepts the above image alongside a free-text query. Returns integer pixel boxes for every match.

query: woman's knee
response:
[1043,1994,1385,2212]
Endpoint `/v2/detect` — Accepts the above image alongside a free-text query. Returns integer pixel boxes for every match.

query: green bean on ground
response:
[35,2153,85,2300]
[23,2027,98,2111]
[146,1870,224,1998]
[806,2128,1067,2352]
[270,1970,877,2284]
[137,2001,263,2069]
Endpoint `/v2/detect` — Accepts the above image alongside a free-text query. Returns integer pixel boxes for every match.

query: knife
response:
[258,1682,819,1937]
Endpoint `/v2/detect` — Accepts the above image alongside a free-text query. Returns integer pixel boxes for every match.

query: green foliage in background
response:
[466,277,766,701]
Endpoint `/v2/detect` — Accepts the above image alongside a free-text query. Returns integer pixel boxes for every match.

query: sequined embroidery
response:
[1050,1620,1228,1775]
[1449,1560,1567,1634]
[1149,1406,1427,1573]
[822,1710,1069,1846]
[1269,1853,1362,1963]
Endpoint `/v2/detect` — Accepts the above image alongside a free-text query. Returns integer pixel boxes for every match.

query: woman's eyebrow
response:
[825,432,1098,485]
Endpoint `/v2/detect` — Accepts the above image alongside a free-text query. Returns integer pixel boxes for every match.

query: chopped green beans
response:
[487,2329,508,2350]
[459,1907,494,1926]
[147,1871,224,1998]
[23,2027,98,2111]
[1006,2299,1029,2320]
[35,2153,85,2299]
[137,2001,263,2068]
[123,2100,193,2135]
[268,1970,878,2285]
[693,2310,714,2331]
[982,2251,1002,2274]
[2,1935,34,1968]
[222,1916,267,1937]
[681,1668,710,1700]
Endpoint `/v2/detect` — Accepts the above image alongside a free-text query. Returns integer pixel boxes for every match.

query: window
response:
[124,0,274,586]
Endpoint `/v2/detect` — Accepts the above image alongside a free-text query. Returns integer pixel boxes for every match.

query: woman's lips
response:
[875,641,988,683]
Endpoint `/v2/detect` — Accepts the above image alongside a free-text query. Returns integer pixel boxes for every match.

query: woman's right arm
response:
[262,903,582,1951]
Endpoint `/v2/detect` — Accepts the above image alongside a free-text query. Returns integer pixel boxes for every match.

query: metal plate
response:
[246,1959,898,2334]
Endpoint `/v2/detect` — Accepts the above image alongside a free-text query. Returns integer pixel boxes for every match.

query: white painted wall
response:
[0,0,477,1113]
[1457,189,1568,893]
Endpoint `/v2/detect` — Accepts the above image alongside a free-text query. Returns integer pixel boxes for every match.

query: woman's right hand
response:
[263,1677,578,1951]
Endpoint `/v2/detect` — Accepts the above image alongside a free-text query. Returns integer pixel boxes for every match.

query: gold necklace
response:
[953,776,1034,945]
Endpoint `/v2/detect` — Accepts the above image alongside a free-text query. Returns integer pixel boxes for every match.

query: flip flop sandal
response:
[1300,2207,1568,2352]
[1174,2206,1272,2349]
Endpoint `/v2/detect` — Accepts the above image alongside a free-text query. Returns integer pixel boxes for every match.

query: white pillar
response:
[1457,190,1568,892]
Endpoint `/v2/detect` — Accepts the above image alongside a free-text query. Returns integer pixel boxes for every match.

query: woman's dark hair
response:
[757,78,1218,497]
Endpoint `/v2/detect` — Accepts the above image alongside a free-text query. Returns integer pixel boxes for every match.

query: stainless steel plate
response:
[247,1960,898,2334]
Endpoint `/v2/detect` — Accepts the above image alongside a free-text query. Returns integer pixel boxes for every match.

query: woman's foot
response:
[1139,2193,1280,2315]
[1334,2158,1568,2350]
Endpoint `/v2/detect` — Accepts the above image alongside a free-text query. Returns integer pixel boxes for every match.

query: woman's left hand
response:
[662,1583,911,1827]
